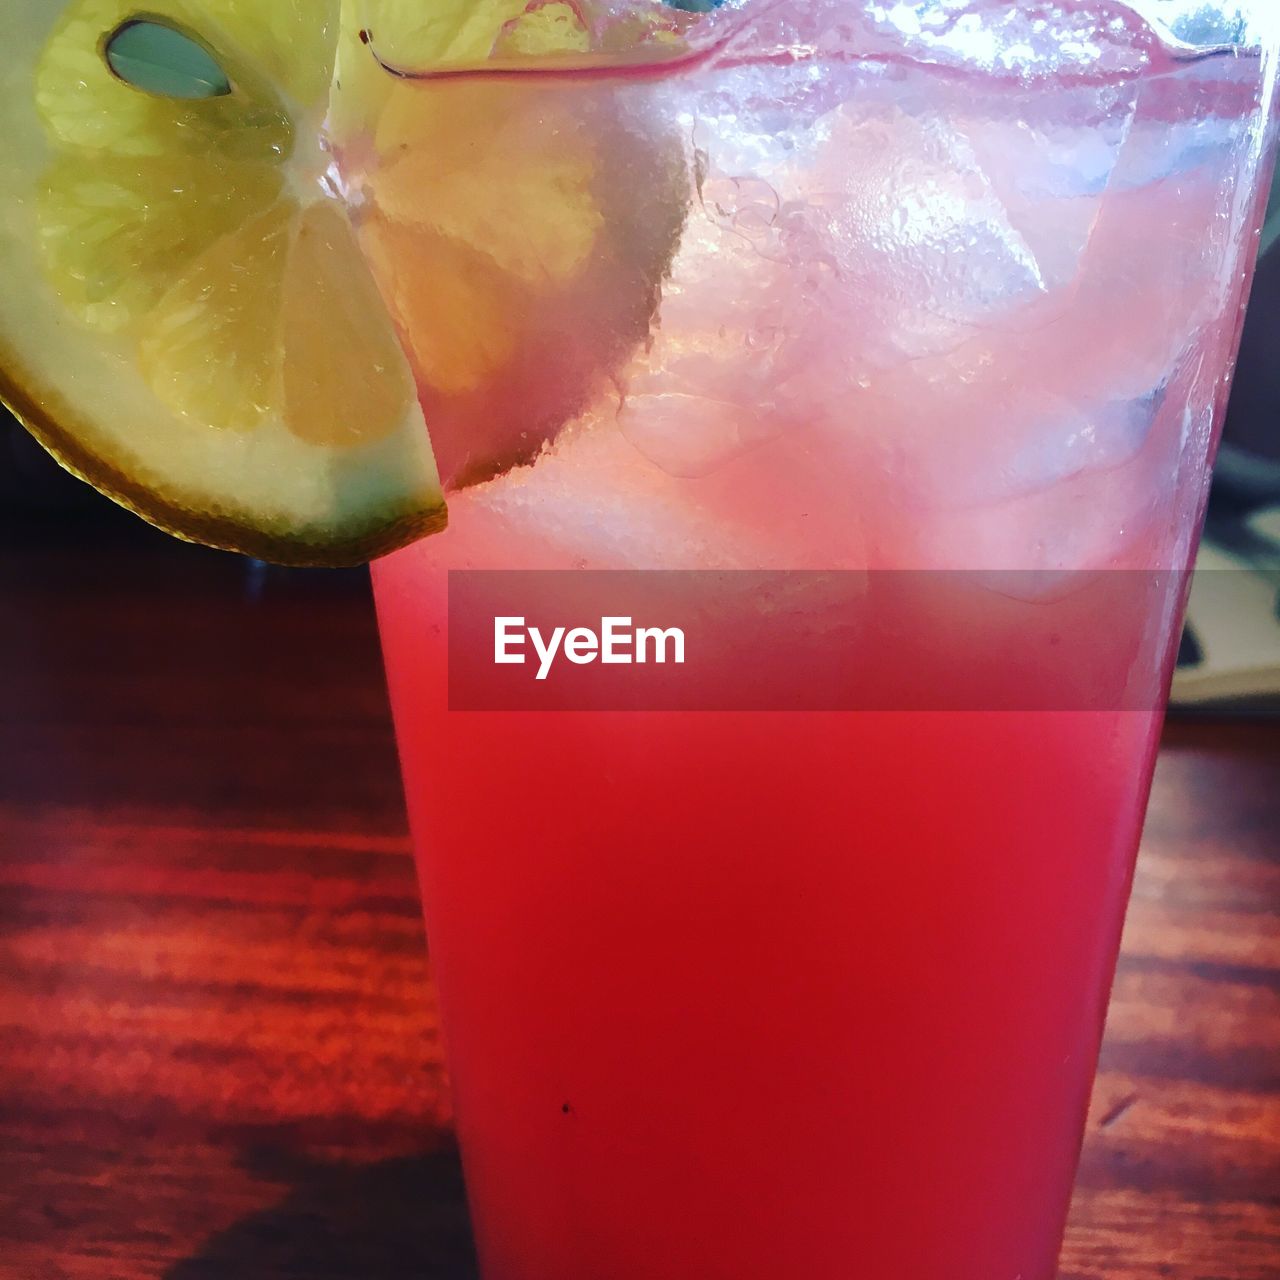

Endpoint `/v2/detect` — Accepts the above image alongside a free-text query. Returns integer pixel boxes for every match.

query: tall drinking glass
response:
[362,2,1279,1276]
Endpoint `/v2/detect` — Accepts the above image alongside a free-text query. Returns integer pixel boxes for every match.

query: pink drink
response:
[363,3,1278,1276]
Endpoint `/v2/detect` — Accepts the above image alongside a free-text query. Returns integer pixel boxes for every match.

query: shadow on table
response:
[165,1147,479,1280]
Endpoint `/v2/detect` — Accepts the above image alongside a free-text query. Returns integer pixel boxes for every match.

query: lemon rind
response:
[0,368,447,567]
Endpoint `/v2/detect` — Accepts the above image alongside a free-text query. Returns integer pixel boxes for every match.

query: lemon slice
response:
[353,80,687,488]
[0,0,445,565]
[338,1,690,489]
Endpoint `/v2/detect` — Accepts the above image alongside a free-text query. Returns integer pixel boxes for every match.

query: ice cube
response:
[614,160,826,477]
[616,392,770,478]
[990,386,1168,499]
[961,85,1136,292]
[818,102,1053,364]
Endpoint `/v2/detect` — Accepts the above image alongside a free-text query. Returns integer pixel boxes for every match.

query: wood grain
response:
[0,536,1276,1279]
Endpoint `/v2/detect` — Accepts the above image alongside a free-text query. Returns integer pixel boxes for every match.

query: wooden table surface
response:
[1,533,1277,1280]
